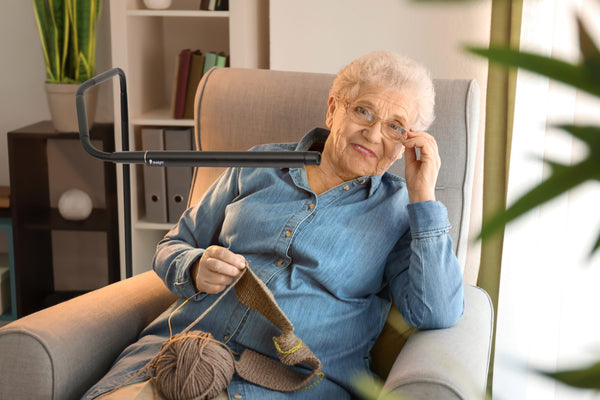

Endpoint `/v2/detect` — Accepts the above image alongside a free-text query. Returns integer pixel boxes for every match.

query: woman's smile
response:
[351,143,377,158]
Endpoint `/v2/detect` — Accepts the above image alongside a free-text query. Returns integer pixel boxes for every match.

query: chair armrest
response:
[0,270,177,400]
[383,285,493,400]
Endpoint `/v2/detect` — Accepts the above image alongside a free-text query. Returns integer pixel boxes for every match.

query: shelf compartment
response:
[8,122,119,317]
[21,209,112,232]
[125,16,229,118]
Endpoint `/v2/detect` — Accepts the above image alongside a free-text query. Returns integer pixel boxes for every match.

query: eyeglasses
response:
[342,101,408,143]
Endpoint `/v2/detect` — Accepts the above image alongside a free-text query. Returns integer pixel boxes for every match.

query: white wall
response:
[270,0,492,281]
[270,0,491,79]
[0,1,113,187]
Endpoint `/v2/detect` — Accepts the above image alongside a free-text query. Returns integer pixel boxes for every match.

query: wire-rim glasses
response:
[342,101,408,143]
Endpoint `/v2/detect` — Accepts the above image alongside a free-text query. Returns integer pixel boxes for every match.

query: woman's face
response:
[323,84,417,181]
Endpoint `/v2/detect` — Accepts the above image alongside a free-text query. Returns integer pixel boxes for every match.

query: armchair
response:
[0,68,493,400]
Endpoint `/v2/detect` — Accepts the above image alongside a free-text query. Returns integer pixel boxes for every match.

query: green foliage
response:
[544,361,600,389]
[476,124,600,253]
[33,0,102,83]
[466,14,600,391]
[467,16,600,255]
[352,373,412,400]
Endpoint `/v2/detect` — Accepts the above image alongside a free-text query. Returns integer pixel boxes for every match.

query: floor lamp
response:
[76,68,321,279]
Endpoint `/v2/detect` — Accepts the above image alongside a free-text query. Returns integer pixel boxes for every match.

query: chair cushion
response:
[370,306,416,379]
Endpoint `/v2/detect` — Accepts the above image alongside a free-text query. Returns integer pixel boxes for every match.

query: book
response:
[216,52,227,68]
[172,49,192,119]
[141,128,168,223]
[203,52,218,74]
[200,0,227,10]
[183,50,205,119]
[164,127,194,223]
[215,0,229,11]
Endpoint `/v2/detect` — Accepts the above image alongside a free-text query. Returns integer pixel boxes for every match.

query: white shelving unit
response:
[109,0,269,277]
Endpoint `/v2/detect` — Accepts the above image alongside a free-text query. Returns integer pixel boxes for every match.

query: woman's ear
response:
[325,97,337,128]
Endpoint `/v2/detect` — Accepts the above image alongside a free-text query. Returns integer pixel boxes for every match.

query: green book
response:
[203,52,218,74]
[216,52,227,68]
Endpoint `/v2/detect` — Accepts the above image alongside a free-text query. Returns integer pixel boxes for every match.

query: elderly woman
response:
[83,51,464,400]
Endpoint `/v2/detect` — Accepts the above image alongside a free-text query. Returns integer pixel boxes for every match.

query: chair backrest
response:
[190,67,479,277]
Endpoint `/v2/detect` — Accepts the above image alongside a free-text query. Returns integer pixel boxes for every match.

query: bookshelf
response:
[109,0,269,277]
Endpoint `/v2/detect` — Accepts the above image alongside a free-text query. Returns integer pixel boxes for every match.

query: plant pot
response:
[45,83,98,133]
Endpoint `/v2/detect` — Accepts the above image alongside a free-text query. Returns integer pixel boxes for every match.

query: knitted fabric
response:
[151,265,323,400]
[233,267,323,391]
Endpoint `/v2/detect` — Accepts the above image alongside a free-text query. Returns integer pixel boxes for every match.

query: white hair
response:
[329,51,435,131]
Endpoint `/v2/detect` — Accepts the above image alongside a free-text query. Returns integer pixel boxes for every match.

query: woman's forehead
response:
[353,85,416,122]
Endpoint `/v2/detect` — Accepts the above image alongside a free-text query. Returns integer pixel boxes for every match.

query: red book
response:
[173,49,192,119]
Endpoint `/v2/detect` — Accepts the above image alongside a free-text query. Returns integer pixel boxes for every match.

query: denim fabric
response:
[83,128,464,400]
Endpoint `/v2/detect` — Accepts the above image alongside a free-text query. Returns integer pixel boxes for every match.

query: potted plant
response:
[33,0,102,132]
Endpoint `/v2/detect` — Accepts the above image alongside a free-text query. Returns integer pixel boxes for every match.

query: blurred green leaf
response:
[477,126,600,247]
[478,158,593,238]
[593,228,600,253]
[353,373,411,400]
[559,125,600,151]
[466,45,600,98]
[577,16,600,60]
[543,361,600,389]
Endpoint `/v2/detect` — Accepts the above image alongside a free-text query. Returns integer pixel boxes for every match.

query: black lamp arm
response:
[75,67,321,167]
[75,68,321,279]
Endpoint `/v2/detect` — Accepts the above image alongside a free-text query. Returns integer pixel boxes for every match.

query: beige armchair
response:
[0,68,493,400]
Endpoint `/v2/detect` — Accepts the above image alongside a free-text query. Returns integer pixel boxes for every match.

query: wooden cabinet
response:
[109,0,269,275]
[8,122,119,317]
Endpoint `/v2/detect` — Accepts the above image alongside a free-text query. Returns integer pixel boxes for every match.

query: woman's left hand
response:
[401,130,441,203]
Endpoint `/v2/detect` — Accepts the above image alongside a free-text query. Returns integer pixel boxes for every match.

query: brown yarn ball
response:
[151,331,235,400]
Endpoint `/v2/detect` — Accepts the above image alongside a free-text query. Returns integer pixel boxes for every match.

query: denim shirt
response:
[83,128,464,400]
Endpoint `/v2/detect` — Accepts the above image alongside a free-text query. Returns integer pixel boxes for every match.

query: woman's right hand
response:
[190,245,246,294]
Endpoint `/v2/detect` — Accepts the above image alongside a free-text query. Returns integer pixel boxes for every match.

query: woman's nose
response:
[361,120,384,143]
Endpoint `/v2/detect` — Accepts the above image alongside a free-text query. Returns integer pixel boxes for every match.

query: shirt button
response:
[359,179,366,184]
[343,185,350,191]
[308,203,315,210]
[276,260,284,266]
[223,333,230,341]
[233,394,242,399]
[285,230,292,237]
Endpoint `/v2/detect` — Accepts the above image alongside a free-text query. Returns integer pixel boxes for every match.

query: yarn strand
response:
[168,266,248,338]
[180,266,248,336]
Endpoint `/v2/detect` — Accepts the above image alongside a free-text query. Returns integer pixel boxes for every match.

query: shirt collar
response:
[291,127,385,197]
[294,127,329,152]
